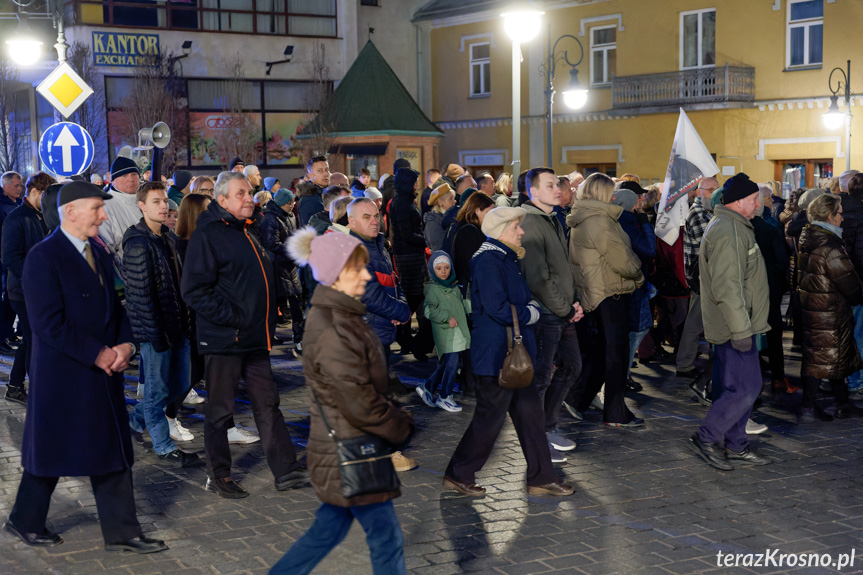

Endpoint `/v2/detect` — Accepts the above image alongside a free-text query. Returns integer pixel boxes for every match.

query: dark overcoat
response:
[21,228,135,477]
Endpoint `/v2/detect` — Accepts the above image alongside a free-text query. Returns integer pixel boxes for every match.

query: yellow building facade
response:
[416,0,863,192]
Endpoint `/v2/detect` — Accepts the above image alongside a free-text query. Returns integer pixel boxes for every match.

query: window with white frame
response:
[469,43,491,97]
[787,0,823,68]
[680,8,715,69]
[590,25,616,86]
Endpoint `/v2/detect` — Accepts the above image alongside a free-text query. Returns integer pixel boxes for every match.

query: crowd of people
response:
[1,150,862,573]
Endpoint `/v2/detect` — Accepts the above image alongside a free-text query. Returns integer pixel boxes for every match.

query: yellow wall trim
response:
[756,137,843,160]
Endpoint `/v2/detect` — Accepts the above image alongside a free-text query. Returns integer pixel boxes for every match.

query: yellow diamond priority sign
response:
[37,62,94,119]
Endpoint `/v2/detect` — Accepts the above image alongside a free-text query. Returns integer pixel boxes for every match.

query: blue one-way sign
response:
[39,122,95,178]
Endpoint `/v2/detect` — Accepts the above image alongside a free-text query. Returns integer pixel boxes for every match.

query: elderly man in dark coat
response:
[4,182,167,554]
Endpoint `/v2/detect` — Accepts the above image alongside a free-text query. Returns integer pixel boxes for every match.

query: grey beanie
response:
[611,189,638,212]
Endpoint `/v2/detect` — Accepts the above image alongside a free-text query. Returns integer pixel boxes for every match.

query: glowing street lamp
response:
[5,14,43,66]
[544,31,588,167]
[502,8,543,176]
[822,60,851,171]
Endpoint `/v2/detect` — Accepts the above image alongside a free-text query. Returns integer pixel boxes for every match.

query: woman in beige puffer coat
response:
[567,173,645,426]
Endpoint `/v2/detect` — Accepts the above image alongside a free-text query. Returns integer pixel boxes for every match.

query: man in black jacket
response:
[182,171,308,498]
[1,172,52,404]
[122,181,199,467]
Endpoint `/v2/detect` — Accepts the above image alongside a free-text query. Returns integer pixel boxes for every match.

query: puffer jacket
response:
[297,184,325,227]
[423,253,470,357]
[520,202,578,319]
[699,205,770,345]
[423,210,446,253]
[181,201,277,354]
[1,201,47,301]
[350,230,410,346]
[304,285,414,507]
[122,220,191,351]
[798,223,863,379]
[566,199,644,313]
[260,201,301,299]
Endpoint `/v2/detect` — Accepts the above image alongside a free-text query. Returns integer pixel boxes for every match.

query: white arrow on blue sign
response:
[38,122,95,178]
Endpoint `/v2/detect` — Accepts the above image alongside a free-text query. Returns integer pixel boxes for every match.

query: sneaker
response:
[292,342,303,358]
[167,417,194,442]
[546,431,576,452]
[158,449,200,467]
[4,386,26,405]
[182,388,205,405]
[391,451,417,471]
[436,395,462,412]
[548,445,567,463]
[589,396,604,411]
[227,427,260,444]
[416,385,436,407]
[562,401,584,421]
[605,417,646,428]
[687,434,733,471]
[745,419,768,435]
[848,388,863,401]
[275,469,310,490]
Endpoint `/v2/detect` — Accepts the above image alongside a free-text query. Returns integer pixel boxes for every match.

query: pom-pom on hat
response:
[481,207,526,239]
[722,172,759,204]
[287,227,362,287]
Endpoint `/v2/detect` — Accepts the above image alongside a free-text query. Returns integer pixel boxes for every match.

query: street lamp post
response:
[544,26,588,168]
[823,59,852,173]
[4,0,68,66]
[502,9,542,177]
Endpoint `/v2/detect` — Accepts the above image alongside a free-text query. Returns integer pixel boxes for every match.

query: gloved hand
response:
[731,337,752,352]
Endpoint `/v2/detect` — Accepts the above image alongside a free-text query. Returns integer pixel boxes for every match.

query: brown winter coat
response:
[302,285,414,507]
[566,199,644,313]
[798,223,863,379]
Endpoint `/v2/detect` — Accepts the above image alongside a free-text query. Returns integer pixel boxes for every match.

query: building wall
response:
[424,0,863,188]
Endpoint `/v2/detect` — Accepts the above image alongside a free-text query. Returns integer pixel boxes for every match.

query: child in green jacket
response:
[416,251,471,412]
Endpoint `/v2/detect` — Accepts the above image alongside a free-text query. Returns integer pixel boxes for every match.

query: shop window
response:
[348,155,379,181]
[773,158,832,195]
[469,42,491,97]
[680,8,715,70]
[787,0,823,68]
[590,26,616,86]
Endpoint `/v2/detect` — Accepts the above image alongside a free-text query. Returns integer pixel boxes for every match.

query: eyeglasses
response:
[199,188,214,193]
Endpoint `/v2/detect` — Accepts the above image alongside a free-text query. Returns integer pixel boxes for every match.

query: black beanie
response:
[111,156,140,180]
[721,172,759,204]
[173,170,193,191]
[229,157,244,171]
[393,158,411,173]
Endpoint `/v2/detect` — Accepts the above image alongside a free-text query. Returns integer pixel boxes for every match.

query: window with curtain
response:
[469,43,490,96]
[590,26,616,86]
[787,0,823,68]
[680,8,715,69]
[287,0,336,36]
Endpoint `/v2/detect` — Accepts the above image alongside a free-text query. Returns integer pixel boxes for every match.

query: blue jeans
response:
[424,352,460,398]
[628,328,650,378]
[269,501,406,575]
[846,305,863,391]
[130,339,191,455]
[697,337,761,453]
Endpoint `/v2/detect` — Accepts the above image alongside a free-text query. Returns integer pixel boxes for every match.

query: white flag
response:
[655,109,719,245]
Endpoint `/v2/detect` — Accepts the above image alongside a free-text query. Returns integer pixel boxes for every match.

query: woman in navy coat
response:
[443,207,573,498]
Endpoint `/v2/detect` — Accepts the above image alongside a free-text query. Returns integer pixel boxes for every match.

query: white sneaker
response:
[137,383,145,398]
[435,395,462,412]
[228,426,260,444]
[745,419,768,435]
[589,395,604,411]
[183,388,205,405]
[416,385,436,407]
[167,417,194,442]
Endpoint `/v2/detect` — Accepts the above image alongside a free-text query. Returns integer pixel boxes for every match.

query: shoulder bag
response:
[498,304,534,389]
[309,388,400,499]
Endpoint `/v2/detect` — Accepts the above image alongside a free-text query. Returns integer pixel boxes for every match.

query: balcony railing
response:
[612,64,755,110]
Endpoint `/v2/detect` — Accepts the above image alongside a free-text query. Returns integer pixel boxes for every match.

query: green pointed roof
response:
[299,40,442,138]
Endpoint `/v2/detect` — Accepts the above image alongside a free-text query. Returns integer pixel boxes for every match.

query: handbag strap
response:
[510,304,522,340]
[309,388,339,440]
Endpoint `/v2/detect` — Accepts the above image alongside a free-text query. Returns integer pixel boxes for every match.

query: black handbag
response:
[310,388,400,499]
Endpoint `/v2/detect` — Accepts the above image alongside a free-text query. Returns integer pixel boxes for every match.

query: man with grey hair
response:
[243,165,262,193]
[676,176,720,382]
[0,171,23,353]
[182,171,308,498]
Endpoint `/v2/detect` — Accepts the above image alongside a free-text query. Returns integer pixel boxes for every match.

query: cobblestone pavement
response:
[1,328,862,575]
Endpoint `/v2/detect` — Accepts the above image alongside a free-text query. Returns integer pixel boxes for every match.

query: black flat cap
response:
[58,181,113,207]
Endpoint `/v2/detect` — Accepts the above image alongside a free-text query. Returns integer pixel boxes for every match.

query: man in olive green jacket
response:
[690,173,772,471]
[519,167,584,461]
